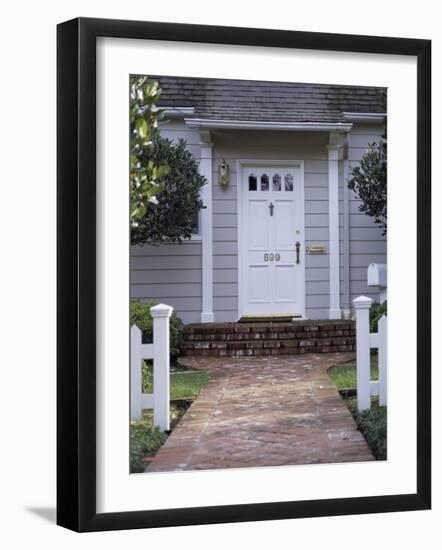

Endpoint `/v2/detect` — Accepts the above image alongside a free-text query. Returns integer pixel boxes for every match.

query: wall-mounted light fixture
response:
[219,159,230,189]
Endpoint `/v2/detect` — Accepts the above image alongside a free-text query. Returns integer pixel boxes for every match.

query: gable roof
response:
[151,76,386,124]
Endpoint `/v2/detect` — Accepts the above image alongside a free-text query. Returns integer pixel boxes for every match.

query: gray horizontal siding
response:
[305,187,328,200]
[350,266,377,281]
[306,294,330,308]
[306,227,329,241]
[350,226,385,240]
[213,241,236,255]
[132,296,202,311]
[306,281,329,295]
[130,114,203,326]
[213,227,237,241]
[131,254,201,271]
[213,268,237,283]
[213,296,238,311]
[213,213,237,228]
[130,269,201,284]
[304,172,329,186]
[349,253,386,267]
[350,241,386,254]
[213,255,237,269]
[347,122,386,306]
[349,213,382,228]
[306,267,329,282]
[213,200,236,214]
[348,147,379,162]
[129,120,386,325]
[306,201,328,214]
[131,283,201,298]
[348,133,385,147]
[305,307,329,318]
[213,283,237,297]
[131,242,201,256]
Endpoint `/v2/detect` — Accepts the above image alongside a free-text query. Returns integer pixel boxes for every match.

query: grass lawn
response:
[130,363,209,473]
[327,355,378,391]
[170,371,209,400]
[142,362,208,400]
[327,355,387,460]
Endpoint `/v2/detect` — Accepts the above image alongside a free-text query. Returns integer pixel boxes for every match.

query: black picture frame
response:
[57,17,431,532]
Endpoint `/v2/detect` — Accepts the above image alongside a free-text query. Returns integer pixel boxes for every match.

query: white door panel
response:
[274,200,295,250]
[275,265,298,303]
[248,265,271,303]
[240,163,305,317]
[248,200,270,249]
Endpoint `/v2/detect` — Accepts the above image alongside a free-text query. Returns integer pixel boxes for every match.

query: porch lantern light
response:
[219,159,230,189]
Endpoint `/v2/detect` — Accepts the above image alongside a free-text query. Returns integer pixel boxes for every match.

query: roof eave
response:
[342,112,386,122]
[162,107,195,117]
[185,118,353,132]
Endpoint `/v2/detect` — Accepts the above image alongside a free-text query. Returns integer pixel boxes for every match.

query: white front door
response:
[240,163,305,317]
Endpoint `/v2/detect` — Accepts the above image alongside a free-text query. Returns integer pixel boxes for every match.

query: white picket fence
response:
[353,296,387,411]
[130,303,173,430]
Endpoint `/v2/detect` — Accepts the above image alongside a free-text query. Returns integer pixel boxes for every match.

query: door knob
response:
[295,241,301,264]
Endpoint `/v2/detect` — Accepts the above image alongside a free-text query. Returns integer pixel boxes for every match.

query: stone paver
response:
[146,352,374,472]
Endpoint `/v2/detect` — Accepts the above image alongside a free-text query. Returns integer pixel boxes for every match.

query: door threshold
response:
[238,314,303,323]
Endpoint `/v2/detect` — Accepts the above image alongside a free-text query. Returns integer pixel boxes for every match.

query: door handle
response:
[295,241,301,264]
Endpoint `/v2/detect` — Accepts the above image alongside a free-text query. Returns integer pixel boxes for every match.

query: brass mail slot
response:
[306,245,327,254]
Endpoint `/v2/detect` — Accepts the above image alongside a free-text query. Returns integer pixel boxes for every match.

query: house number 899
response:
[264,253,280,262]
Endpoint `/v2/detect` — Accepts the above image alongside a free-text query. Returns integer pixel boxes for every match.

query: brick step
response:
[182,320,355,357]
[185,329,354,342]
[184,321,353,336]
[182,338,354,357]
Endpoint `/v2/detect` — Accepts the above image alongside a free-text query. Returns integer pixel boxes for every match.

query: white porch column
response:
[342,144,351,320]
[199,130,214,323]
[327,132,343,319]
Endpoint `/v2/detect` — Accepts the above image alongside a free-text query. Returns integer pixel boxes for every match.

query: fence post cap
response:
[150,303,173,318]
[352,295,373,309]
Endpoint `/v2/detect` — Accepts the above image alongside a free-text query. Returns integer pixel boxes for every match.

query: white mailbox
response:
[367,263,387,302]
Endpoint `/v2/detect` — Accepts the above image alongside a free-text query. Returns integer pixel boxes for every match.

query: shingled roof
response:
[151,76,386,124]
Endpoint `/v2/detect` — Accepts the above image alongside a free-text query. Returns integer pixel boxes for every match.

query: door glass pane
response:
[284,174,294,191]
[273,174,282,191]
[261,173,269,191]
[248,173,257,191]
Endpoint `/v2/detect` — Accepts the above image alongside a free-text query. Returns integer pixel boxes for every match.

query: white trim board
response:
[327,133,342,319]
[198,130,214,323]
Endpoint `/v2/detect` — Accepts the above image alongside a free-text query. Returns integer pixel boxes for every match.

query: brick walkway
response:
[146,352,374,472]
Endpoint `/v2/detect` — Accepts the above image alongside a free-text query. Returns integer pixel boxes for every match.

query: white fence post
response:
[378,315,387,406]
[151,303,173,431]
[353,296,372,412]
[130,325,143,421]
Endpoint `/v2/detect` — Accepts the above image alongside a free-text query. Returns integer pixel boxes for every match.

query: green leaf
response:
[136,119,148,139]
